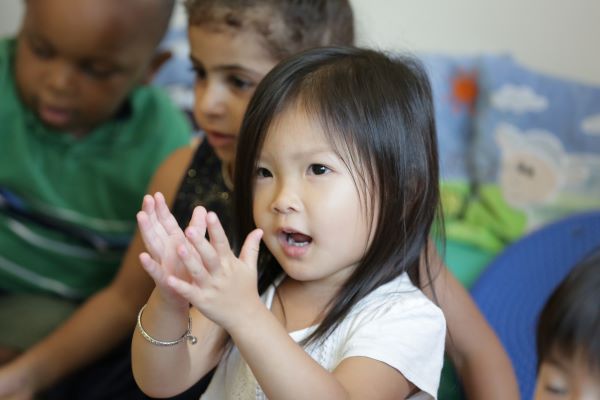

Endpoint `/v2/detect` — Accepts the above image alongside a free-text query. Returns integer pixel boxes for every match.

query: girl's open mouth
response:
[278,229,312,257]
[284,231,312,247]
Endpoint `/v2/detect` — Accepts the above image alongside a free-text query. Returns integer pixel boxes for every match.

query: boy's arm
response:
[0,236,155,393]
[421,241,520,400]
[0,145,198,397]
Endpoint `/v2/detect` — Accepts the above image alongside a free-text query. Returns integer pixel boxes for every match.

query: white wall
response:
[1,0,599,85]
[0,0,23,38]
[351,0,600,85]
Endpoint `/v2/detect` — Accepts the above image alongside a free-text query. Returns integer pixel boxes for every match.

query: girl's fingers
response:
[189,206,208,235]
[177,242,209,283]
[239,229,263,268]
[139,252,166,283]
[206,212,232,258]
[185,226,220,274]
[154,192,183,237]
[137,211,163,257]
[141,194,156,215]
[139,194,169,248]
[139,196,159,240]
[166,276,201,305]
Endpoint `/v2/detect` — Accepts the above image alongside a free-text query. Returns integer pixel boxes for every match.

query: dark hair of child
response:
[536,247,600,371]
[234,46,442,345]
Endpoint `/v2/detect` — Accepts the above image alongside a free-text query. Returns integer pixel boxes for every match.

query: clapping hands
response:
[137,193,263,331]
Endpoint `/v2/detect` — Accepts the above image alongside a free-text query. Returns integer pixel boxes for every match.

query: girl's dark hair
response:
[184,0,354,60]
[234,46,441,344]
[536,247,600,371]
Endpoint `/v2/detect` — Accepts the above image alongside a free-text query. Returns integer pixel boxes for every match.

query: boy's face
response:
[535,352,600,400]
[188,25,278,166]
[15,0,157,135]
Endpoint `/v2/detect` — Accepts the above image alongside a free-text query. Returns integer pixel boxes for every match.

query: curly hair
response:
[184,0,354,60]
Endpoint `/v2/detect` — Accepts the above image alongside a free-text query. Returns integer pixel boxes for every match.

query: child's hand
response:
[136,192,206,310]
[166,211,264,331]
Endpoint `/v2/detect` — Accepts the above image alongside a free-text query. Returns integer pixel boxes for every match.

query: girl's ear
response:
[141,50,173,84]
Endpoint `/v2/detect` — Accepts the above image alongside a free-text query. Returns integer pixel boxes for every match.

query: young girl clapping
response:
[132,46,446,399]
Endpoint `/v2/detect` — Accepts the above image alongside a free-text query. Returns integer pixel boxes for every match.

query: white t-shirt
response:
[201,273,446,399]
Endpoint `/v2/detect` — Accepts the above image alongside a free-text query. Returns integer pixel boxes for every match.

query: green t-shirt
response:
[0,38,191,299]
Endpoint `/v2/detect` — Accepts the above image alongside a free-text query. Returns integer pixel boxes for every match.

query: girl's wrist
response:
[147,290,190,320]
[137,304,197,346]
[224,297,268,337]
[152,286,190,313]
[138,294,191,346]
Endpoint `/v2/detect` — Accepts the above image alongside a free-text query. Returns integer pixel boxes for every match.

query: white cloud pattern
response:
[581,114,600,136]
[490,84,548,114]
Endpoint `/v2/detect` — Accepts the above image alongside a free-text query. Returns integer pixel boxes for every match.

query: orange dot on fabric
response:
[451,71,478,108]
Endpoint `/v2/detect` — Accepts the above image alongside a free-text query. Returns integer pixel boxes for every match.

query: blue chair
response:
[470,210,600,400]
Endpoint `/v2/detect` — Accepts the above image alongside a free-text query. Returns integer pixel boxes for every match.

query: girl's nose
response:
[194,80,226,118]
[271,183,301,214]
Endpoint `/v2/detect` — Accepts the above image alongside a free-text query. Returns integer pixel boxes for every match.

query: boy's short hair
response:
[24,0,176,45]
[184,0,354,60]
[536,247,600,370]
[153,0,177,43]
[128,0,177,45]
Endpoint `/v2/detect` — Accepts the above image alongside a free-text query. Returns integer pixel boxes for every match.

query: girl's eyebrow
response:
[265,147,335,162]
[294,148,334,158]
[547,354,570,372]
[188,55,261,75]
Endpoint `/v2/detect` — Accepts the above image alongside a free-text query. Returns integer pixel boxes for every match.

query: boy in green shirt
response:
[0,0,191,397]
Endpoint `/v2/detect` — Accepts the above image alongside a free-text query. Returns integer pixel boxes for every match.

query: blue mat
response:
[470,210,600,400]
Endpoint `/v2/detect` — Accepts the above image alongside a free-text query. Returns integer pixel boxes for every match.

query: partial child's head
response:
[184,0,354,164]
[535,248,600,400]
[15,0,174,135]
[234,46,440,341]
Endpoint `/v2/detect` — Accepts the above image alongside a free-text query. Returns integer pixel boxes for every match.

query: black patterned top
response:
[171,140,233,237]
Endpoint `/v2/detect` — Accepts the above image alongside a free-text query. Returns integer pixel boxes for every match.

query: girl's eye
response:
[544,384,568,395]
[228,75,254,91]
[191,66,206,80]
[256,167,272,178]
[309,164,330,175]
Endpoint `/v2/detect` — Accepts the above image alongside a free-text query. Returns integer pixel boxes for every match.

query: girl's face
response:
[535,352,600,400]
[252,106,375,289]
[188,25,278,165]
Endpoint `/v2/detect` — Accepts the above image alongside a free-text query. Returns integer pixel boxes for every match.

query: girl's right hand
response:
[136,192,207,310]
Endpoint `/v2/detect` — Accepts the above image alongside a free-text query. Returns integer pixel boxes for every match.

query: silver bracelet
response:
[137,304,197,346]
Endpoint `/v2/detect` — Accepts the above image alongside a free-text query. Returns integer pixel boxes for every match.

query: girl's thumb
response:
[239,229,263,268]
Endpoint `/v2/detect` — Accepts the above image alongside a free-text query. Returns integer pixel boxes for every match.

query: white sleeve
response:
[341,293,446,399]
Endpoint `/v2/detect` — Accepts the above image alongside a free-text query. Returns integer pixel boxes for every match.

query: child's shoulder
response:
[128,83,188,123]
[0,37,17,88]
[349,273,445,325]
[0,37,29,126]
[355,273,435,308]
[325,274,446,399]
[109,83,191,145]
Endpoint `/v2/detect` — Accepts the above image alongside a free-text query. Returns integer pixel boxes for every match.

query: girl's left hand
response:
[166,211,264,331]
